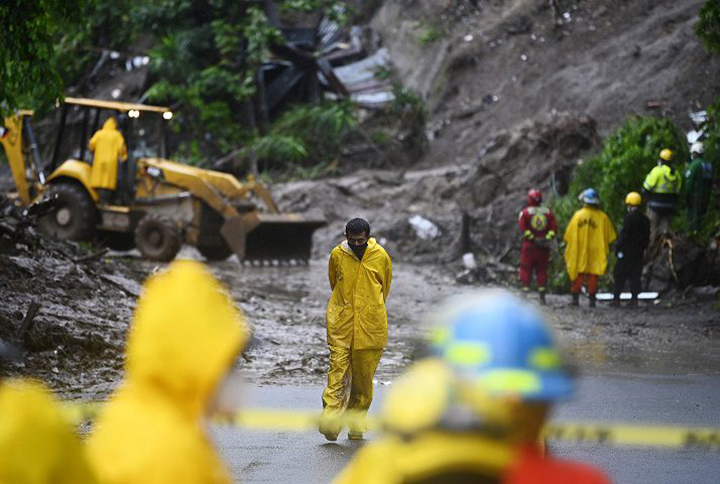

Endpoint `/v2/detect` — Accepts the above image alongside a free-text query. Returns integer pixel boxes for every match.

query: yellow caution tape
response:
[63,403,720,450]
[542,422,720,450]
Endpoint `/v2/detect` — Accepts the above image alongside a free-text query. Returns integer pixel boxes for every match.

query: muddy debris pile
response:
[644,234,720,297]
[0,194,148,398]
[273,113,600,268]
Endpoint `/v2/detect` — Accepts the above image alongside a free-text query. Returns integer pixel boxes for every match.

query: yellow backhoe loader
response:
[0,98,325,262]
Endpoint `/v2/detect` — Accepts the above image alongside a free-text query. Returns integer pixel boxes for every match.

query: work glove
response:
[545,230,556,240]
[523,230,534,240]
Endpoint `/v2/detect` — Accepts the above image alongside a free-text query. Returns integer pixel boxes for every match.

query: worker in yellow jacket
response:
[88,117,127,203]
[0,342,97,484]
[564,188,617,307]
[87,261,248,484]
[320,218,392,441]
[334,290,609,484]
[643,148,682,241]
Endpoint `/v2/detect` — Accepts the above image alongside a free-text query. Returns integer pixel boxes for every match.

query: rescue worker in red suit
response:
[518,189,557,305]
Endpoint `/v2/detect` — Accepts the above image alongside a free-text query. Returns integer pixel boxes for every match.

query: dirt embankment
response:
[0,197,151,398]
[276,113,601,264]
[375,0,720,146]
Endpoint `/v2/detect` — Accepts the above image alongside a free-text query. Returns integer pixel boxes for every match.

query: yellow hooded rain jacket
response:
[327,238,392,350]
[563,206,616,280]
[333,360,514,484]
[0,379,97,484]
[88,118,127,190]
[87,260,247,484]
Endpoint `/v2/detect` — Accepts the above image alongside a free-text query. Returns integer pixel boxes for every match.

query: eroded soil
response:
[3,240,717,401]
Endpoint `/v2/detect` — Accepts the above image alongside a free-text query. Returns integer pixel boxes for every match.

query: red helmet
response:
[528,189,542,206]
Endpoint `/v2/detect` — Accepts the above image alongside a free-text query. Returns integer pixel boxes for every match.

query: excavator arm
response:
[1,113,34,206]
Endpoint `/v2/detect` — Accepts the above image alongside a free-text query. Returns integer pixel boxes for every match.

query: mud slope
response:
[373,0,720,166]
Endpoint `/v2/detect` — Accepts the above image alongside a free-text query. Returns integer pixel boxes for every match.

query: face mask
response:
[350,242,368,260]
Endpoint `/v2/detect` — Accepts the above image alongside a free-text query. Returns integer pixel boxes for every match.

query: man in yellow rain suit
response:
[88,117,127,204]
[334,290,609,484]
[564,188,616,308]
[87,261,248,484]
[0,342,97,484]
[320,218,392,441]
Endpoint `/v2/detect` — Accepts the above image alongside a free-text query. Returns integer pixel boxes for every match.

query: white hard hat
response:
[691,142,704,154]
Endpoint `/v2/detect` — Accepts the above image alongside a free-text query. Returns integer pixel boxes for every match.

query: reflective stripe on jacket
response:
[643,164,682,195]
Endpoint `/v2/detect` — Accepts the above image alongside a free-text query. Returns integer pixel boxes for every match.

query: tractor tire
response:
[196,239,234,261]
[38,181,97,241]
[134,215,182,262]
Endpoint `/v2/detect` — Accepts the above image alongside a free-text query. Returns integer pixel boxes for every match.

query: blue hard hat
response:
[430,290,574,402]
[579,188,600,205]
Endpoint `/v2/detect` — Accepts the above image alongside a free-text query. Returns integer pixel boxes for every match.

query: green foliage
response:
[554,116,688,225]
[698,98,720,236]
[548,116,689,292]
[140,2,282,156]
[418,24,443,46]
[1,0,358,166]
[282,0,349,24]
[373,65,392,81]
[370,131,390,145]
[390,84,429,157]
[0,0,88,112]
[696,0,720,54]
[251,134,308,165]
[247,101,357,172]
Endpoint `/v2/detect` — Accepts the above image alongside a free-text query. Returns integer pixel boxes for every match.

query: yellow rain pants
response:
[322,346,383,433]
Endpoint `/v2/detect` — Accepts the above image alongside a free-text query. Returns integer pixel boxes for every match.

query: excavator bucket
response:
[221,212,326,262]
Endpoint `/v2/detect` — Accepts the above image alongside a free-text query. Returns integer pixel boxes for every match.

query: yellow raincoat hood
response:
[88,260,247,484]
[125,260,247,414]
[0,379,97,484]
[88,116,127,190]
[563,206,616,280]
[102,117,117,130]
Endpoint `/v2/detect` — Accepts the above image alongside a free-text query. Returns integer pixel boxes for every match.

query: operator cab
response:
[49,97,173,205]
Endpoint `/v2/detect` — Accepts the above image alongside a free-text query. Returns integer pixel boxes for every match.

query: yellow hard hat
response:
[625,191,642,206]
[659,149,674,162]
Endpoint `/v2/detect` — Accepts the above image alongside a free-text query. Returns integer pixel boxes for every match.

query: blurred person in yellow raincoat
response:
[87,260,248,484]
[88,117,127,203]
[320,218,392,441]
[564,188,616,308]
[0,341,97,484]
[334,290,610,484]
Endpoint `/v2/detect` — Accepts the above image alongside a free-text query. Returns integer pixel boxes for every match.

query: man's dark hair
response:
[345,218,370,236]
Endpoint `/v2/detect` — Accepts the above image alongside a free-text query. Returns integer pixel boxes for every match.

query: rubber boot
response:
[538,289,547,306]
[627,297,639,309]
[348,431,364,441]
[589,294,596,308]
[571,293,579,307]
[609,296,620,308]
[318,412,341,442]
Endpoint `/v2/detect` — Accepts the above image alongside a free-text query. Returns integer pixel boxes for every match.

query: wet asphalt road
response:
[211,373,720,484]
